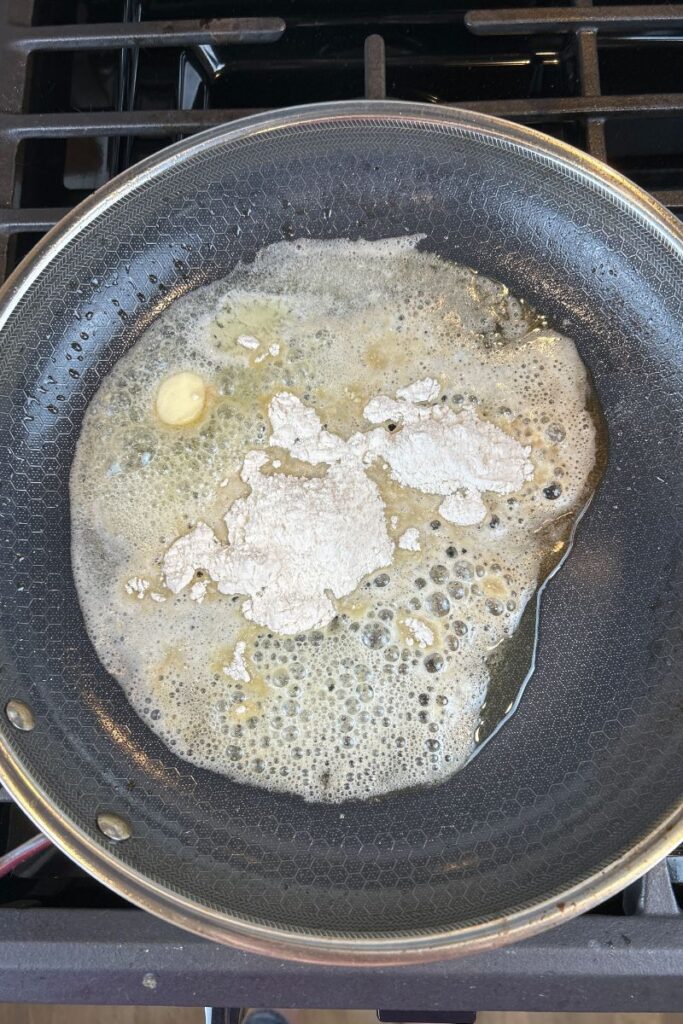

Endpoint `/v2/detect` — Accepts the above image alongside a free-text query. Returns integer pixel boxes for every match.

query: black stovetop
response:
[0,0,681,1011]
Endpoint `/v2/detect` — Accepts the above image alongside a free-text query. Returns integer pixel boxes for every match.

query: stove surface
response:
[0,0,681,1011]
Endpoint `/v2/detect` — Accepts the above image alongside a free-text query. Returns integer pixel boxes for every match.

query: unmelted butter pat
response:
[155,371,206,426]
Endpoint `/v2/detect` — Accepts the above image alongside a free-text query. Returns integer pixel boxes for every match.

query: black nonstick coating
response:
[0,103,680,959]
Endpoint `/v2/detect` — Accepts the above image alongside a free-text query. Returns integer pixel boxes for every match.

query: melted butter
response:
[260,451,327,479]
[145,647,187,716]
[71,236,603,803]
[366,462,436,529]
[364,327,414,373]
[209,295,288,352]
[208,475,249,519]
[483,576,508,599]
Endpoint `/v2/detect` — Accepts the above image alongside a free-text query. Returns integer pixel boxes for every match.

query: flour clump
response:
[163,392,393,634]
[363,388,533,526]
[160,380,531,629]
[398,527,421,551]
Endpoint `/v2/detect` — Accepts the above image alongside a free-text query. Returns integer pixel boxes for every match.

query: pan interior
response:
[0,107,680,947]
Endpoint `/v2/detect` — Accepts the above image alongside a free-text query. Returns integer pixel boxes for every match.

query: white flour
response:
[398,527,421,551]
[236,335,260,350]
[254,342,280,364]
[363,387,533,525]
[268,391,349,465]
[161,382,531,632]
[224,641,250,683]
[405,617,434,648]
[190,580,209,604]
[162,522,221,593]
[162,382,534,631]
[125,577,149,599]
[162,393,393,634]
[396,377,440,403]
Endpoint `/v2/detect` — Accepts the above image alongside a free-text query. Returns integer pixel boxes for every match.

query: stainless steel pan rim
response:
[1,739,681,965]
[0,99,681,965]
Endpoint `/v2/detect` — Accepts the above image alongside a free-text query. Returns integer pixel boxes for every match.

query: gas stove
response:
[0,0,681,1012]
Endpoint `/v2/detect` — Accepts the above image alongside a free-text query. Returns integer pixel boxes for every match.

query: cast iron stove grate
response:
[0,0,680,1011]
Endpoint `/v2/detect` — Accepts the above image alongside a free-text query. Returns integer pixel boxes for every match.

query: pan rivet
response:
[5,699,35,732]
[97,812,132,842]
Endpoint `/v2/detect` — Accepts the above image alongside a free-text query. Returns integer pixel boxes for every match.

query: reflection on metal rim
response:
[0,100,681,965]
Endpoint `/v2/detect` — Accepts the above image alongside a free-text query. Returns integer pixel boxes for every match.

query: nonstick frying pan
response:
[0,101,681,965]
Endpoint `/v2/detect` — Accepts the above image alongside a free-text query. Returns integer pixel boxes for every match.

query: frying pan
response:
[0,101,680,965]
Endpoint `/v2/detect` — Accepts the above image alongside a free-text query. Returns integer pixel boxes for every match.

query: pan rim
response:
[0,99,681,965]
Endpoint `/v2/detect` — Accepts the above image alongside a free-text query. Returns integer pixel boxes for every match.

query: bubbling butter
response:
[70,236,600,802]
